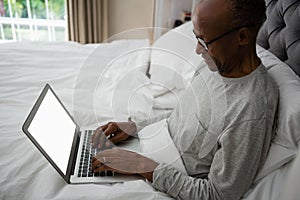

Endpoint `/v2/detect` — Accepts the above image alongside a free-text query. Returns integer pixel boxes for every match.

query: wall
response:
[106,0,194,42]
[107,0,155,41]
[153,0,193,40]
[192,0,201,12]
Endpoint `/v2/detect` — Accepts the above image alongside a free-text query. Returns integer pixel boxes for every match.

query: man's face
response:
[192,0,239,72]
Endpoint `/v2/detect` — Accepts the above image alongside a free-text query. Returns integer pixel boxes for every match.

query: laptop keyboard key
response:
[78,130,118,178]
[106,170,113,176]
[100,171,105,177]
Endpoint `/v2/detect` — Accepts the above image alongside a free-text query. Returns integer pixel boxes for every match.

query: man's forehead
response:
[196,0,231,13]
[193,0,232,31]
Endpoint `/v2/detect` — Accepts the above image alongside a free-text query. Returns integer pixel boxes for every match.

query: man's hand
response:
[92,148,158,182]
[91,121,137,149]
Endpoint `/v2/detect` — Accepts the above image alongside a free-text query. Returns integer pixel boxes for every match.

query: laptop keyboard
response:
[77,130,114,178]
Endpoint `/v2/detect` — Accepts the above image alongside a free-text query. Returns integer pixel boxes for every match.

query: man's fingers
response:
[93,165,107,172]
[92,153,113,171]
[98,132,108,149]
[92,155,127,174]
[91,122,133,149]
[91,122,117,149]
[91,127,103,148]
[103,132,129,148]
[109,132,129,144]
[100,123,110,130]
[91,123,110,145]
[105,141,113,149]
[91,127,99,143]
[98,124,125,149]
[92,156,105,169]
[92,156,101,170]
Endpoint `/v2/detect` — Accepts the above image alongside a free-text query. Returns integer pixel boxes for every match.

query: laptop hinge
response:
[70,133,80,175]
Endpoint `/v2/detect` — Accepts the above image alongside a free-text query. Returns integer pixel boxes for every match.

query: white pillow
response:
[254,45,300,182]
[149,22,205,97]
[257,45,300,146]
[72,39,152,127]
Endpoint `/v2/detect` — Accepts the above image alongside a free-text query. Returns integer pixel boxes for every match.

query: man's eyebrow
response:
[193,29,204,39]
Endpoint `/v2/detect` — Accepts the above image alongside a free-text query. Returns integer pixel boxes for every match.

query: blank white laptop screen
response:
[28,89,76,174]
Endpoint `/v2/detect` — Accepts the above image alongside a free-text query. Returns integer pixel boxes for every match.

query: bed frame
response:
[257,0,300,76]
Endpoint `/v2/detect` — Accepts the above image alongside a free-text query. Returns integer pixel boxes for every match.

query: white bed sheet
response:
[1,39,297,200]
[0,41,172,200]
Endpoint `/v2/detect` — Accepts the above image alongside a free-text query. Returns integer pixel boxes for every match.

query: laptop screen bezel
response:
[22,84,80,183]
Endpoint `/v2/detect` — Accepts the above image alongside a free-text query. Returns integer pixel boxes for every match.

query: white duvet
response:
[0,40,296,200]
[0,41,172,200]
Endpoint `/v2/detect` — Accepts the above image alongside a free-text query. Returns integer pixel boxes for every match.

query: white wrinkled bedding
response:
[0,39,297,200]
[0,41,172,200]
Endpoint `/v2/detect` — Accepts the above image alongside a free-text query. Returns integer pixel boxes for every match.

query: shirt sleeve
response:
[151,118,269,200]
[129,110,173,133]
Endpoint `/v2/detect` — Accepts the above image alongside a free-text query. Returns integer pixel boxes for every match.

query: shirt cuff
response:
[152,163,185,198]
[128,116,144,134]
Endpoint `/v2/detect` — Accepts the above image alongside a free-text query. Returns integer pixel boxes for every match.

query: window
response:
[0,0,67,42]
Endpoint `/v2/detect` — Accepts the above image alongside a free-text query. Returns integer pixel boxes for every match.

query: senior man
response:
[91,0,279,199]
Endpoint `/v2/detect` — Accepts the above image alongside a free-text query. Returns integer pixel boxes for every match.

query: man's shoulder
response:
[250,64,279,106]
[224,64,279,124]
[237,64,278,100]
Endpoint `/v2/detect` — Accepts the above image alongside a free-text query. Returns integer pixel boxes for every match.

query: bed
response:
[1,0,300,199]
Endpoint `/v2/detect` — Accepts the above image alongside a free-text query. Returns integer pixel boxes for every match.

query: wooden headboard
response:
[257,0,300,76]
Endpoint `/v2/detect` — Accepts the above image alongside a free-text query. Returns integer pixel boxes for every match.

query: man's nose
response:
[195,42,206,55]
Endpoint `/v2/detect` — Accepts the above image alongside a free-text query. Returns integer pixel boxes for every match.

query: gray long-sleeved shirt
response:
[134,64,278,200]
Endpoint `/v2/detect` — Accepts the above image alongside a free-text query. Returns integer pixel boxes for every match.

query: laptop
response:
[22,84,141,184]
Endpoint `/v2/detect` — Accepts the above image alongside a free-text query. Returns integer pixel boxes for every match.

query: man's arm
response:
[130,110,172,133]
[91,111,173,149]
[151,119,269,200]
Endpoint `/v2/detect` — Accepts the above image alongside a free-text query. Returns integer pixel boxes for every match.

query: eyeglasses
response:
[193,24,256,51]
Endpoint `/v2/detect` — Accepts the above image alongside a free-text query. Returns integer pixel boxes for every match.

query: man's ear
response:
[237,27,250,46]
